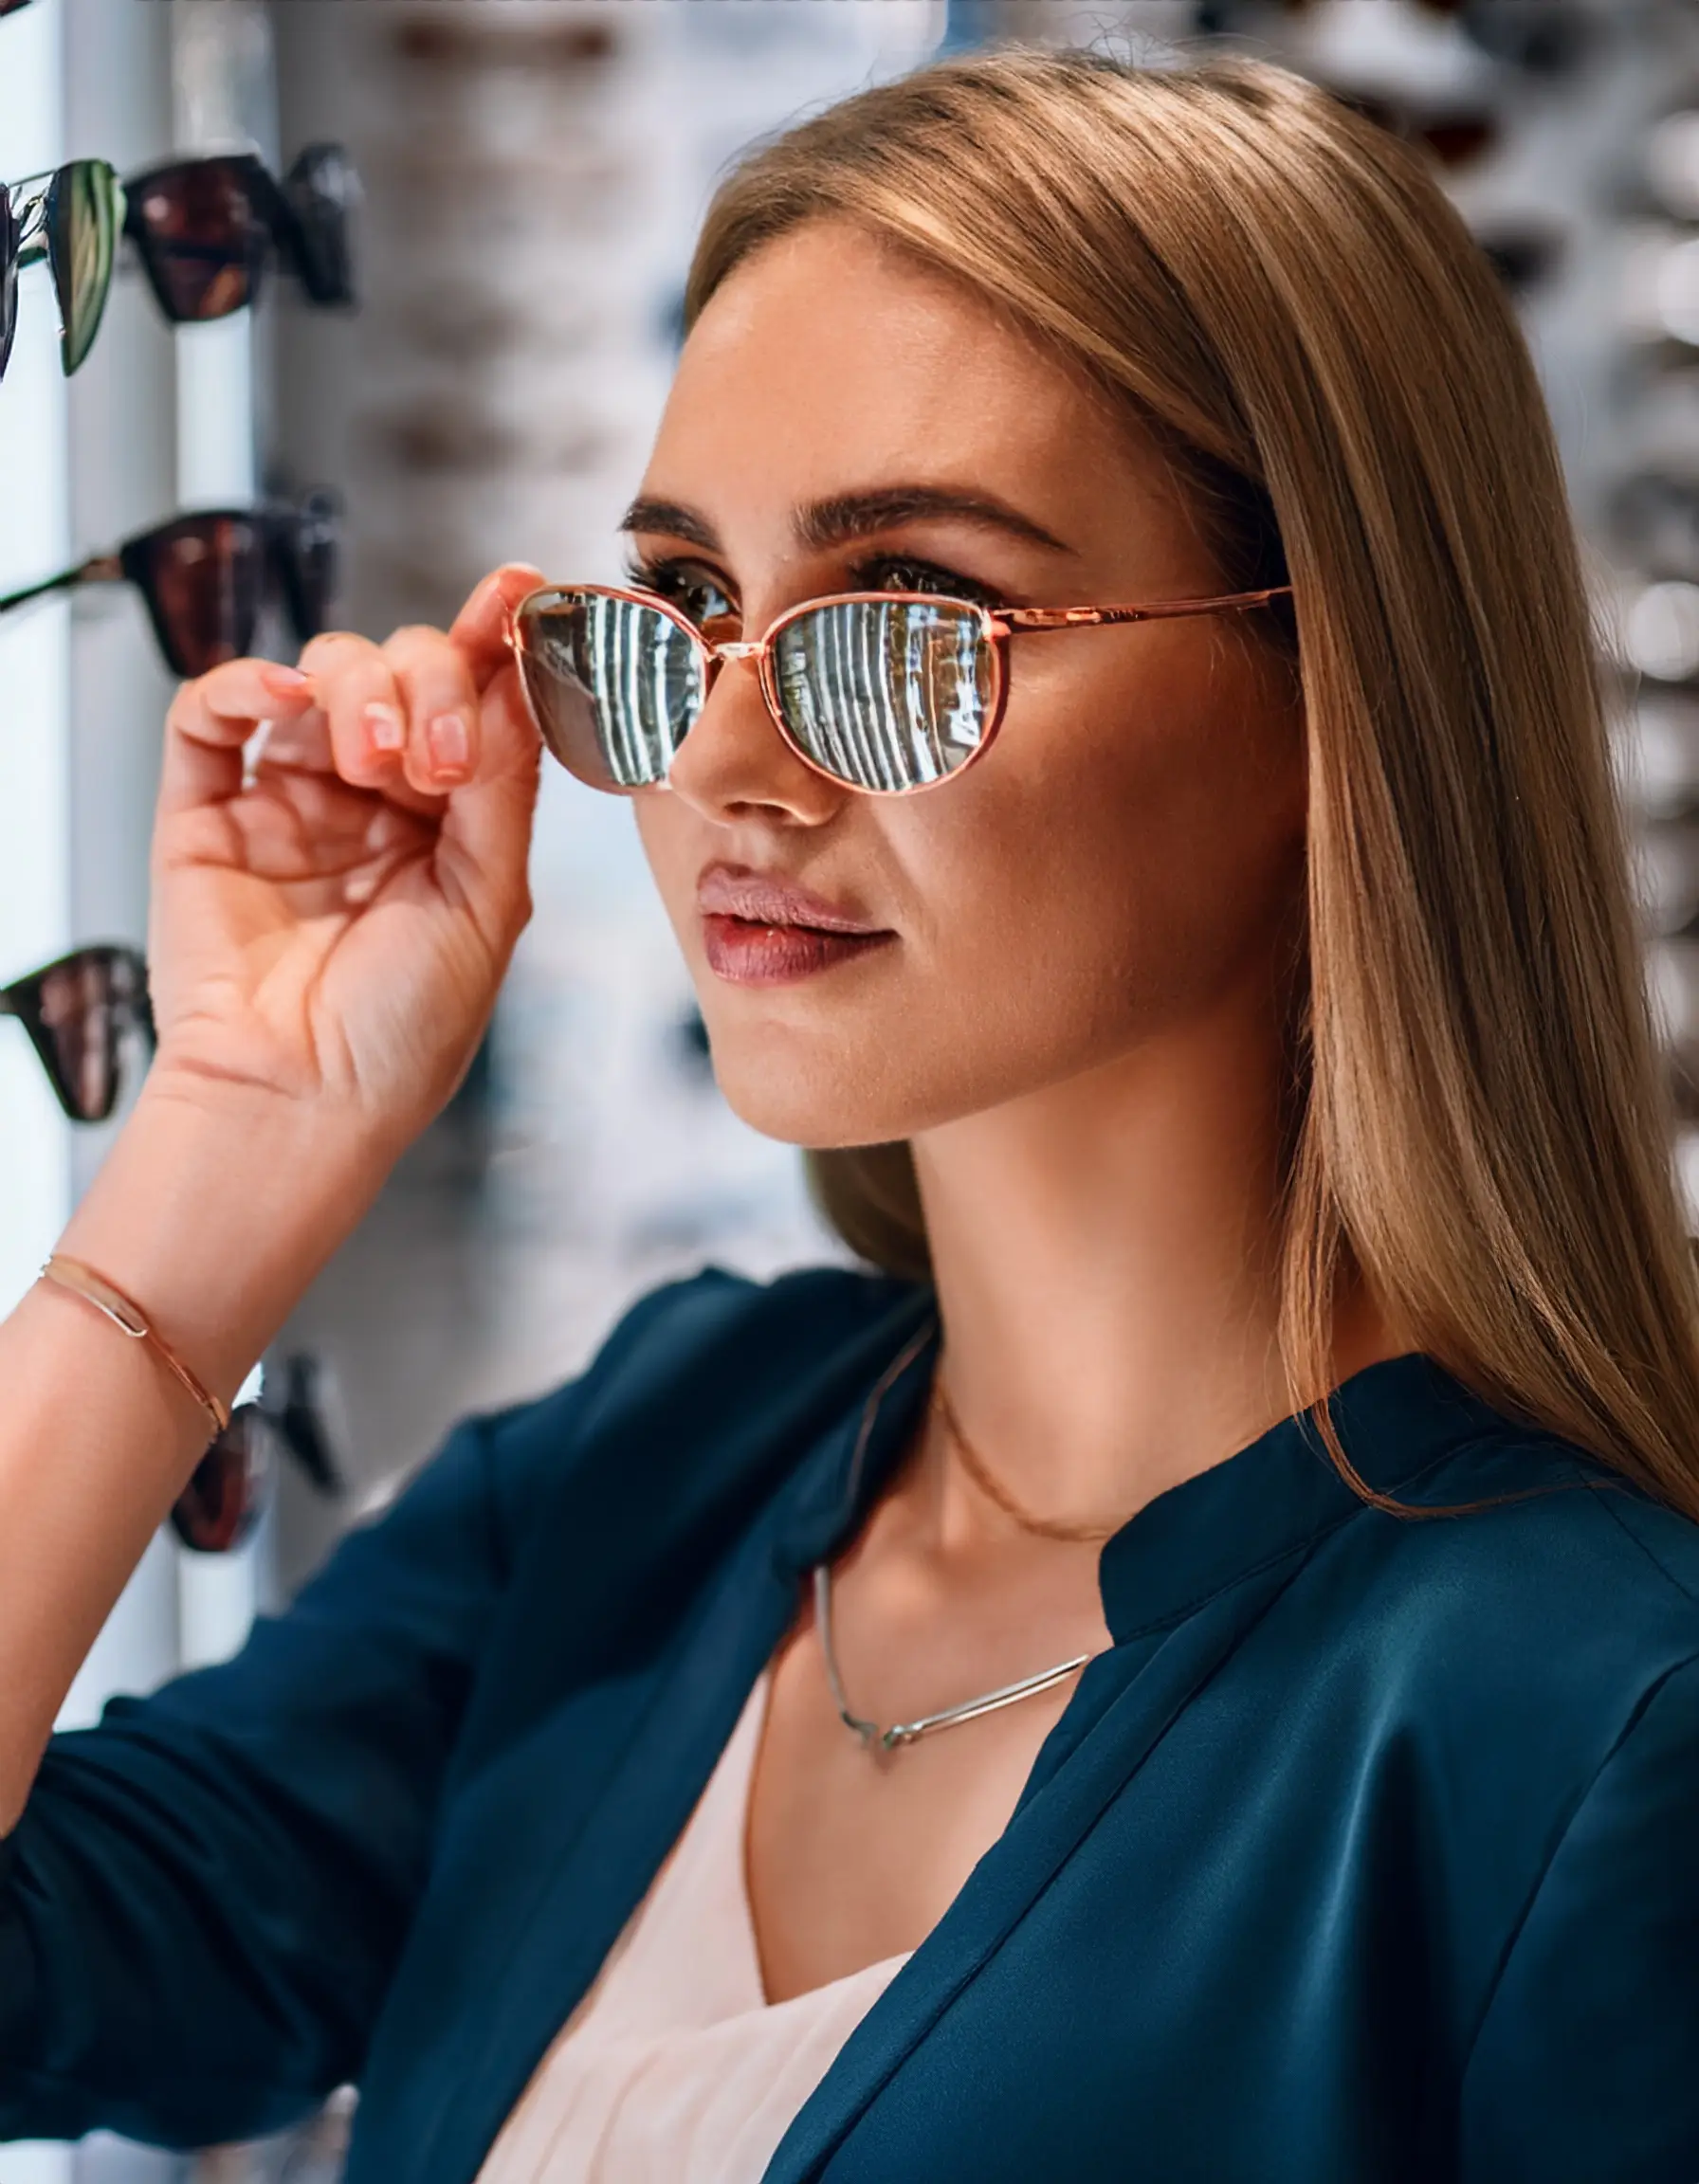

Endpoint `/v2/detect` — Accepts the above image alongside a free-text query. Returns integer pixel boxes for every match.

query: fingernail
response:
[428,712,470,777]
[261,664,312,698]
[363,701,406,755]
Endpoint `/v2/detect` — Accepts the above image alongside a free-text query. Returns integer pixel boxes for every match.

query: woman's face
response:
[630,219,1306,1148]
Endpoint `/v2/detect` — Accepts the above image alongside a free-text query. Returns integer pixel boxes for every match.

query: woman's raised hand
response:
[144,562,544,1153]
[0,563,551,1794]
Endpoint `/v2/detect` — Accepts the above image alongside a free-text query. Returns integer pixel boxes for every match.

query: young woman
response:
[2,45,1697,2184]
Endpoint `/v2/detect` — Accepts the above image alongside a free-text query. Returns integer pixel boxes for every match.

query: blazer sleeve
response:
[1458,1647,1699,2184]
[0,1273,705,2153]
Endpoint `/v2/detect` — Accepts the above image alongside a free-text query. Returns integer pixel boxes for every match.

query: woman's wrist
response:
[53,1078,402,1409]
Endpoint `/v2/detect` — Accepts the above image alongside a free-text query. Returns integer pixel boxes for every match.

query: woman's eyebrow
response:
[618,486,1075,556]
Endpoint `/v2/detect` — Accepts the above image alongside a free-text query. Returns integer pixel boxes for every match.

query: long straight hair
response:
[684,46,1699,1519]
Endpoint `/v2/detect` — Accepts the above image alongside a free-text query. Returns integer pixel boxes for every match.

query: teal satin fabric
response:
[3,1266,1697,2180]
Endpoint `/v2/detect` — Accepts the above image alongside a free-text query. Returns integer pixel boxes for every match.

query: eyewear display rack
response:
[0,4,282,2180]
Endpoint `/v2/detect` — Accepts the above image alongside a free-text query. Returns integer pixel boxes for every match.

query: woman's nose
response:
[664,648,847,826]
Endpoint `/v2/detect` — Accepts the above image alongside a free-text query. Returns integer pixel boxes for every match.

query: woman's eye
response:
[855,556,1000,606]
[626,561,737,629]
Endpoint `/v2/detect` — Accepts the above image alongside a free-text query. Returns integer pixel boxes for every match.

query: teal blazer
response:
[4,1265,1699,2180]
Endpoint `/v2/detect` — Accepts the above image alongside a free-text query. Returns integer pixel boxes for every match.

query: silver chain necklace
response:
[812,1560,1095,1753]
[810,1314,1099,1753]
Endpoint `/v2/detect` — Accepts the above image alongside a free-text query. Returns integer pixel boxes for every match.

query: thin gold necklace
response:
[932,1377,1124,1545]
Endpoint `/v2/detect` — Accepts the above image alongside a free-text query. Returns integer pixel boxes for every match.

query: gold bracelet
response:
[38,1253,231,1442]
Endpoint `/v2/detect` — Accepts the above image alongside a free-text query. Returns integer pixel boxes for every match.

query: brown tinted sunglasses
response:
[0,944,153,1122]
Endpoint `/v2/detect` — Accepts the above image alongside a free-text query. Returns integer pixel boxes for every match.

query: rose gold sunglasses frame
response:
[507,577,1294,797]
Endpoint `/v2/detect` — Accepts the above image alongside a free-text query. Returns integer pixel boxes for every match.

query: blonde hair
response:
[685,46,1699,1520]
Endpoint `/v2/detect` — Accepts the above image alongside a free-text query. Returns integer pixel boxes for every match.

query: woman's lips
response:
[701,913,896,986]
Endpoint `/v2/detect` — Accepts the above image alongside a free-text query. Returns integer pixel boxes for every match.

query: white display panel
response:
[0,0,72,1320]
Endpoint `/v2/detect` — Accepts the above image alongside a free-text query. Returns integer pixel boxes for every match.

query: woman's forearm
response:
[0,1082,394,1833]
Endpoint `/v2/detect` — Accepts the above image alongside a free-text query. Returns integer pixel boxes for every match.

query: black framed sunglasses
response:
[171,1354,343,1555]
[0,944,154,1123]
[0,158,125,381]
[123,143,360,324]
[0,490,343,678]
[0,143,357,385]
[510,578,1293,797]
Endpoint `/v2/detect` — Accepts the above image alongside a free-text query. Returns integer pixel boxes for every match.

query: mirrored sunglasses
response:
[0,158,125,381]
[509,579,1292,798]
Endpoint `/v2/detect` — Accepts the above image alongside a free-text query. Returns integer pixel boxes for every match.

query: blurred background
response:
[3,0,1699,2174]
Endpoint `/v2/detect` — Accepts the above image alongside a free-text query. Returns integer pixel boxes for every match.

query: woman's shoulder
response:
[449,1258,931,1541]
[1343,1410,1699,1761]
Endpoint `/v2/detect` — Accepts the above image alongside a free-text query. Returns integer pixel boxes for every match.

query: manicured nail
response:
[363,701,406,755]
[428,712,470,777]
[261,664,312,698]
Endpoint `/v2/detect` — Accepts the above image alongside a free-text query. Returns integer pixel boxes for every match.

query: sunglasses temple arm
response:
[0,554,121,616]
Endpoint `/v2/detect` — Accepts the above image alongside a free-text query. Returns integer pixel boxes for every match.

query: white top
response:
[476,1673,912,2184]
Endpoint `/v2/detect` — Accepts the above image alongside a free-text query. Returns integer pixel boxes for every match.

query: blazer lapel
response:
[398,1287,941,2184]
[759,1545,1319,2184]
[412,1507,799,2184]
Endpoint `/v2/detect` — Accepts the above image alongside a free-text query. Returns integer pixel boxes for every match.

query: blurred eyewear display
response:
[0,945,153,1123]
[0,490,343,677]
[172,1353,343,1555]
[0,142,358,385]
[124,143,360,322]
[0,1,39,18]
[0,158,124,380]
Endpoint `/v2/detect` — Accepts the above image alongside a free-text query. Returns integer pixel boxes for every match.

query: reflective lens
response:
[772,597,995,791]
[0,183,16,383]
[170,1406,273,1554]
[515,589,704,791]
[46,157,122,374]
[120,513,268,677]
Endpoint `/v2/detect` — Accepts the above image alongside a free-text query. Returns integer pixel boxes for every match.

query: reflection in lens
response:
[1,186,19,382]
[517,592,703,790]
[47,158,121,374]
[774,598,992,791]
[170,1407,271,1554]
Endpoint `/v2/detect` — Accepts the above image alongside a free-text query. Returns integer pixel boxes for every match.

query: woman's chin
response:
[708,1046,914,1152]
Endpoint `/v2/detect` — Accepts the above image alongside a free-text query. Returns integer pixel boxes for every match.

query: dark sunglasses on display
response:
[123,143,359,323]
[0,490,343,678]
[508,579,1295,797]
[0,158,125,380]
[0,143,357,386]
[171,1353,343,1555]
[0,945,153,1123]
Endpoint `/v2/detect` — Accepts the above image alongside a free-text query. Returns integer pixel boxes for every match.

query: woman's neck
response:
[907,1010,1402,1542]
